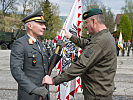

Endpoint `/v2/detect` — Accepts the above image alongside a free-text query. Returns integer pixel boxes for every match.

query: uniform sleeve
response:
[53,42,103,85]
[70,35,90,49]
[10,40,37,93]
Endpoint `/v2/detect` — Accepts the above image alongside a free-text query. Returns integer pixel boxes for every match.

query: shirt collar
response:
[27,34,36,42]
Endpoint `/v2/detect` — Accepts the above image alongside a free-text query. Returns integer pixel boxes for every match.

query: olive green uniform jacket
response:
[10,34,49,100]
[53,29,117,100]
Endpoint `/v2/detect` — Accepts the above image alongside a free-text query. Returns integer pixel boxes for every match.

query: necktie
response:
[36,40,41,52]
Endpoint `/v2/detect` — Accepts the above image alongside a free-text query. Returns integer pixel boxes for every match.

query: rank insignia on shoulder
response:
[29,38,33,44]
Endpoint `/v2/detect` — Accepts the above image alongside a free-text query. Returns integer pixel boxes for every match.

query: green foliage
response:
[102,7,115,33]
[41,1,62,40]
[121,0,133,27]
[118,14,132,42]
[83,0,100,10]
[81,22,90,39]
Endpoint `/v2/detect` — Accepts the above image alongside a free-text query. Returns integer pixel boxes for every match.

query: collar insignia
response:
[29,38,33,44]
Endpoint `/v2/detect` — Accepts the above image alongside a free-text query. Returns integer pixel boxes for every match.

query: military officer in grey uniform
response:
[43,8,117,100]
[10,9,52,100]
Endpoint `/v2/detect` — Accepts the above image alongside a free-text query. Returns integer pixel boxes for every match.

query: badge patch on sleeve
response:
[84,48,93,58]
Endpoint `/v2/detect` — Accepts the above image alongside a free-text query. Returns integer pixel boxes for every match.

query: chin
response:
[39,33,44,36]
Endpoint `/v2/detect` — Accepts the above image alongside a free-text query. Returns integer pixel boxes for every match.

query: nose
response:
[43,24,46,30]
[84,24,87,29]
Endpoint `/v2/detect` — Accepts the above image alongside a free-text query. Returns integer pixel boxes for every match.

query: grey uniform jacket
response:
[10,34,49,100]
[53,29,117,99]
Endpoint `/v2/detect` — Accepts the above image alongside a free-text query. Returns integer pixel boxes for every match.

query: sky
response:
[49,0,125,17]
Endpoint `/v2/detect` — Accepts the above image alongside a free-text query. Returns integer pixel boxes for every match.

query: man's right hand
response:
[62,28,72,39]
[56,39,64,50]
[42,75,54,85]
[31,87,48,99]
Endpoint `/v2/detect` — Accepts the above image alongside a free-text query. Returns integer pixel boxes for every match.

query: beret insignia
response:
[84,14,87,17]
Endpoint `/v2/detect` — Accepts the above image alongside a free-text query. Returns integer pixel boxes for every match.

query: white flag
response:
[118,32,123,49]
[55,0,82,99]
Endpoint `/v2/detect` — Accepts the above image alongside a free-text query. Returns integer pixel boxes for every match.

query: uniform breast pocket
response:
[27,52,37,58]
[27,52,33,58]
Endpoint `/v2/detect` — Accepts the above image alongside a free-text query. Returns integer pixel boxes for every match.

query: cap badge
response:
[41,16,44,20]
[84,14,87,17]
[41,11,43,13]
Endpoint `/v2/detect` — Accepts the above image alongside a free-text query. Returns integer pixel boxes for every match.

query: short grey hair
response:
[90,14,105,24]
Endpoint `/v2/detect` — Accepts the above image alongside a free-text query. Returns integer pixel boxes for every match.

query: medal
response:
[43,48,45,52]
[32,55,36,66]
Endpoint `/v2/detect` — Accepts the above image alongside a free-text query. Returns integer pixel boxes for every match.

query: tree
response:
[82,0,100,10]
[0,0,17,31]
[102,6,115,33]
[0,0,17,16]
[41,1,62,39]
[121,0,133,27]
[118,14,132,42]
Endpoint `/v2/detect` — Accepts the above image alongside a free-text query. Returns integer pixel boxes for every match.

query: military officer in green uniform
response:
[42,8,117,100]
[10,9,55,100]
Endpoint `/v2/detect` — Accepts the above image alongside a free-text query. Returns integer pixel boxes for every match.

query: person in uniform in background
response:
[116,38,120,56]
[126,39,131,56]
[122,39,126,56]
[10,9,61,100]
[42,8,117,100]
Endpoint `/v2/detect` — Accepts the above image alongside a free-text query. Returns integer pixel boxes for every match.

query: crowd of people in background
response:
[42,39,56,57]
[41,38,133,57]
[116,39,133,56]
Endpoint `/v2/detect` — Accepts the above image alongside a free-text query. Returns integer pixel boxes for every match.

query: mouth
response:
[41,30,45,33]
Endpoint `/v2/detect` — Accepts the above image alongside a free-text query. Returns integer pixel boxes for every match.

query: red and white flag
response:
[55,0,83,99]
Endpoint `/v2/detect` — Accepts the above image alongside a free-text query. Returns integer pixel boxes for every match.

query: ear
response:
[92,18,98,28]
[27,23,32,29]
[93,18,97,24]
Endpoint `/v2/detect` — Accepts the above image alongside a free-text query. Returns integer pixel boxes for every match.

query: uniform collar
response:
[91,29,109,39]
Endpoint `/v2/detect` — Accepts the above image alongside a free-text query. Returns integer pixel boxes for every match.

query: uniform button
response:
[44,64,45,66]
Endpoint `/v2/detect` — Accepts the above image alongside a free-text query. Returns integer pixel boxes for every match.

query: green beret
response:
[22,9,46,23]
[83,8,103,20]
